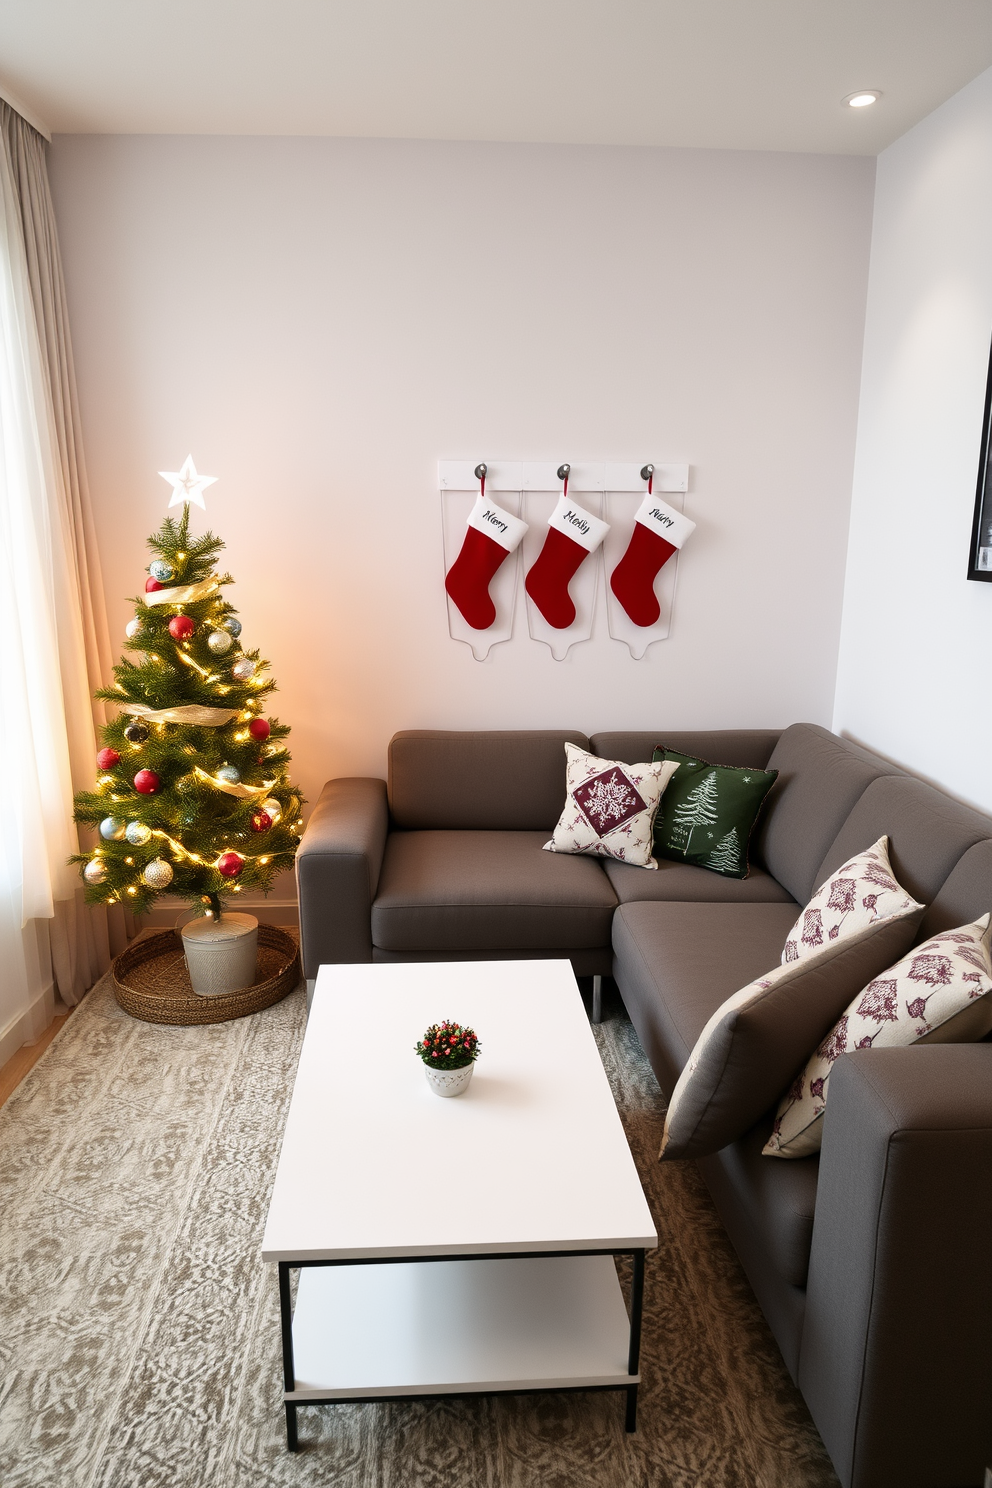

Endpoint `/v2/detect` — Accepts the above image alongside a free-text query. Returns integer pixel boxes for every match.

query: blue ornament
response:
[217,765,241,785]
[149,560,174,582]
[99,816,127,841]
[222,616,242,637]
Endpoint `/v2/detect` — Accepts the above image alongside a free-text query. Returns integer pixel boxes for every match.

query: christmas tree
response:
[71,497,303,919]
[670,771,719,852]
[706,827,742,875]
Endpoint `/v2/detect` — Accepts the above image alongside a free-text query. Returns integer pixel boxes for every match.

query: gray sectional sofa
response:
[296,724,992,1488]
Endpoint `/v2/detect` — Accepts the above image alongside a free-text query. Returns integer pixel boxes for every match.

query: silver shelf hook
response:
[640,464,654,482]
[557,464,570,482]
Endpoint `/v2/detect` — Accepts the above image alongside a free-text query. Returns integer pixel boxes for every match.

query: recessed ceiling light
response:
[843,91,881,109]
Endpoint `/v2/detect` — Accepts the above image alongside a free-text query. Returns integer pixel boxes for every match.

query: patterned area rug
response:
[0,968,839,1488]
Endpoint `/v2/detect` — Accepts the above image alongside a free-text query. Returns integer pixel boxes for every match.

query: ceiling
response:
[3,0,992,154]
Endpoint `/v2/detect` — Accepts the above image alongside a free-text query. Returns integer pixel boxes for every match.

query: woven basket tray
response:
[112,923,302,1026]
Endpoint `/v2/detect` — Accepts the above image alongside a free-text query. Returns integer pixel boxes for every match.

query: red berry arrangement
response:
[414,1020,480,1071]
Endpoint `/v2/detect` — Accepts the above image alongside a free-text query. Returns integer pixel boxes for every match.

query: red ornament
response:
[217,851,244,878]
[250,811,272,833]
[97,747,120,770]
[248,718,270,741]
[169,615,195,641]
[145,576,162,593]
[134,769,160,794]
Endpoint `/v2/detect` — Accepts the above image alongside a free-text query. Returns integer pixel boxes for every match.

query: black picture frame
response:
[968,334,992,581]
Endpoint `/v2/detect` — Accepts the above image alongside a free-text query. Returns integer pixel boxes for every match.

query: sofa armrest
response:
[295,778,388,974]
[798,1046,992,1488]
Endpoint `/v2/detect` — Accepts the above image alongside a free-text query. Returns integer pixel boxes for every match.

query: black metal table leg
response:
[625,1248,645,1433]
[279,1262,299,1452]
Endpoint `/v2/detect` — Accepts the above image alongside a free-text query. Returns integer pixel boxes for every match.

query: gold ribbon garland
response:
[121,702,238,726]
[194,766,277,799]
[142,578,220,608]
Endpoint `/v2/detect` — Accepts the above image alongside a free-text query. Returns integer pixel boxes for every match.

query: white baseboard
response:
[137,897,299,930]
[0,978,57,1068]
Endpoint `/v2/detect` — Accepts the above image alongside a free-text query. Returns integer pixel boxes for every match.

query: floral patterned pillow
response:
[764,914,992,1159]
[782,836,920,965]
[544,743,679,869]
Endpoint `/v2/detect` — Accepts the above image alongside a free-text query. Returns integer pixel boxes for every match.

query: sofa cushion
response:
[544,743,678,868]
[781,836,923,966]
[591,730,781,770]
[811,773,992,911]
[751,724,900,905]
[603,855,796,905]
[658,883,923,1162]
[388,730,590,830]
[765,915,992,1159]
[611,901,801,1095]
[652,746,778,878]
[371,830,617,952]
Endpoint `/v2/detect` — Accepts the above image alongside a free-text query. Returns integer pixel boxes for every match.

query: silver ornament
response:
[125,821,152,846]
[231,657,256,681]
[142,857,174,888]
[217,765,241,784]
[125,618,142,639]
[222,616,242,637]
[149,560,174,582]
[207,630,233,655]
[99,816,126,841]
[84,858,109,885]
[260,796,282,824]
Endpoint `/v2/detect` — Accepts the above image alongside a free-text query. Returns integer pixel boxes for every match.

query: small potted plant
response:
[415,1020,481,1097]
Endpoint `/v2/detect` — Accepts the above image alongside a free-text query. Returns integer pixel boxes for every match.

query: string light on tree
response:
[70,466,304,921]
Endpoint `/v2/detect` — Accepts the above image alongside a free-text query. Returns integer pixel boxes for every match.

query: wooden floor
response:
[0,1010,73,1110]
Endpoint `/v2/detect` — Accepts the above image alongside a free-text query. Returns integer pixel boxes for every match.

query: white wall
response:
[834,67,992,812]
[48,136,873,827]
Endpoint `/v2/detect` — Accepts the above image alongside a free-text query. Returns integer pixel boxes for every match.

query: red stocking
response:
[609,490,695,627]
[525,491,609,629]
[445,492,527,630]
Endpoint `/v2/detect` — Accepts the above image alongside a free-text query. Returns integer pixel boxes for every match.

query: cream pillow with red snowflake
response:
[544,743,680,869]
[781,836,920,965]
[764,914,992,1159]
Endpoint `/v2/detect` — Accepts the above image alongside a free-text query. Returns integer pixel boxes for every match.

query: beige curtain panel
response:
[0,100,131,1012]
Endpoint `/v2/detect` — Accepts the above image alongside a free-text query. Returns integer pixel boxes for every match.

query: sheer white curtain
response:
[0,102,124,1058]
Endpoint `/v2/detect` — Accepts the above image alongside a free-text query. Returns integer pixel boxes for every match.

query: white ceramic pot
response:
[424,1061,475,1098]
[181,912,259,997]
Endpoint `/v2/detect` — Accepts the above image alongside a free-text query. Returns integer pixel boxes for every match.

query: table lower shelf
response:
[288,1253,635,1401]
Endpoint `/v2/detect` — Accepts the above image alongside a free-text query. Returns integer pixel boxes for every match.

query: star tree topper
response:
[159,455,218,510]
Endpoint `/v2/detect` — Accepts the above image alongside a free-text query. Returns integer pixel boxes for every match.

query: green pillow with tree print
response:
[651,747,778,879]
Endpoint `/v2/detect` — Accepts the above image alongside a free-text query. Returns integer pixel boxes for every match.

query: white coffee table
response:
[262,959,657,1450]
